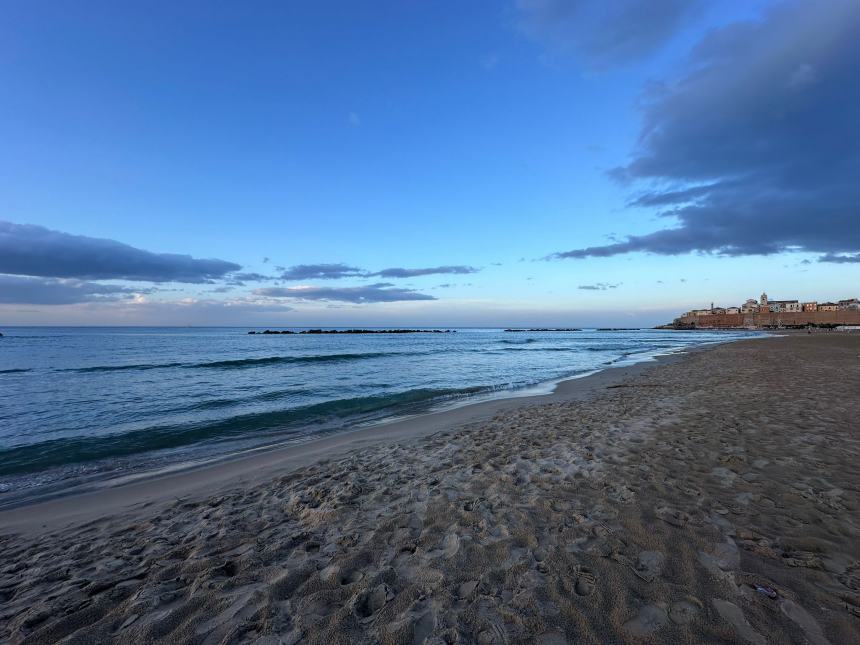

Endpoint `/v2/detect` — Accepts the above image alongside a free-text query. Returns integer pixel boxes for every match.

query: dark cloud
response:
[0,221,241,283]
[517,0,701,68]
[278,263,480,280]
[373,265,478,278]
[552,1,860,261]
[578,282,620,290]
[820,253,860,264]
[254,283,436,304]
[0,275,143,305]
[230,272,274,282]
[279,264,366,280]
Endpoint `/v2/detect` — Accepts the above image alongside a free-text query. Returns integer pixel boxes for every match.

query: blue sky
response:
[1,0,857,326]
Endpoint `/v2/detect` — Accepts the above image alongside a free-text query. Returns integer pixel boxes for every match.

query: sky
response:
[1,0,858,327]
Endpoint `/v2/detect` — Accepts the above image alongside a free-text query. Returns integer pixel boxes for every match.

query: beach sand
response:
[1,334,858,644]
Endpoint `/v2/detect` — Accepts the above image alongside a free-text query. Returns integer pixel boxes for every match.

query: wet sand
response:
[1,334,858,643]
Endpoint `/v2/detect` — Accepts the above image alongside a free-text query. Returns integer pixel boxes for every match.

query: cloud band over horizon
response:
[255,283,436,304]
[275,264,479,281]
[0,221,241,283]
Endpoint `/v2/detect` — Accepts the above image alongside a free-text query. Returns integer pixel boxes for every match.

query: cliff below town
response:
[669,310,860,329]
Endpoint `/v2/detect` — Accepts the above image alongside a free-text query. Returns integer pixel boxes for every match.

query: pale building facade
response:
[767,300,798,312]
[740,299,758,313]
[685,293,857,319]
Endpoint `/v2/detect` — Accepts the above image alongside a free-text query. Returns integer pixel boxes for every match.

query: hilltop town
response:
[668,292,860,329]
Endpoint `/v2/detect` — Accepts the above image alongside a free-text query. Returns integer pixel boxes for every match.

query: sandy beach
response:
[1,333,859,644]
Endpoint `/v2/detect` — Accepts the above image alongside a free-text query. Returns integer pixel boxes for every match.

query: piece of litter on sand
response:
[755,585,778,599]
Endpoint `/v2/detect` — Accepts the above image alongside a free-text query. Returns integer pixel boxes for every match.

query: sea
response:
[0,326,757,506]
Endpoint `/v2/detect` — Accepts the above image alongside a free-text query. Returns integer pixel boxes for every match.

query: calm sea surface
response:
[0,327,757,504]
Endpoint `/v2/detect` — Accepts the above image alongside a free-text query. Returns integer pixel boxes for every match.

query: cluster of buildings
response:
[685,293,860,318]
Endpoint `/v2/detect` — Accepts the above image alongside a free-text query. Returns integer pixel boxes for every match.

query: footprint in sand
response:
[354,583,395,623]
[426,532,461,559]
[442,532,461,558]
[708,512,734,535]
[635,550,665,582]
[574,569,596,596]
[711,467,738,487]
[319,563,340,582]
[623,604,668,636]
[779,599,832,645]
[656,506,691,527]
[340,569,365,586]
[411,611,437,644]
[210,560,239,578]
[712,599,766,645]
[668,597,702,625]
[457,580,479,599]
[699,538,740,581]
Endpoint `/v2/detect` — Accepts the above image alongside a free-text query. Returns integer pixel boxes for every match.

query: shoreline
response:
[2,333,858,644]
[0,328,757,510]
[0,342,719,534]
